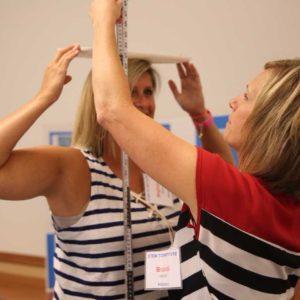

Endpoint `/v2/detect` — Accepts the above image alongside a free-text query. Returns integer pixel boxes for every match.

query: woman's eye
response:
[144,89,153,96]
[244,93,248,100]
[131,90,137,97]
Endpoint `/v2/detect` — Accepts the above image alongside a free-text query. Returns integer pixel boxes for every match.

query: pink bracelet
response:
[190,110,213,137]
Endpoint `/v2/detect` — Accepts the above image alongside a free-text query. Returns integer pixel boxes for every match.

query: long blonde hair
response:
[71,59,159,158]
[239,58,300,200]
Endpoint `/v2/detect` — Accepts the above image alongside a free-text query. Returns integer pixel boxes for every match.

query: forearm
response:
[200,124,234,164]
[92,20,132,124]
[0,94,51,166]
[0,43,79,167]
[190,110,234,164]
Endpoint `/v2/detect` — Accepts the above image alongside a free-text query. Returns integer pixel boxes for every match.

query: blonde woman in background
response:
[0,44,232,298]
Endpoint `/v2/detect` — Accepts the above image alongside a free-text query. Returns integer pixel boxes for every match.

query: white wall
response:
[0,0,299,256]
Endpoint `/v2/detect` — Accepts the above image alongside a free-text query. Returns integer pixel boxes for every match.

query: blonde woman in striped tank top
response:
[0,43,232,299]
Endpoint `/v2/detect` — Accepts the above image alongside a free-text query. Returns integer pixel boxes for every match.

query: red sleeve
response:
[195,146,300,251]
[195,146,261,228]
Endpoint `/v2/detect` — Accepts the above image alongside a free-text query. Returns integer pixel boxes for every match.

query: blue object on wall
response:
[49,131,72,146]
[46,233,55,290]
[196,115,238,164]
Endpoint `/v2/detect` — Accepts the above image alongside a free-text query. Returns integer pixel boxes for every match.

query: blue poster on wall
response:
[49,131,72,146]
[195,115,238,164]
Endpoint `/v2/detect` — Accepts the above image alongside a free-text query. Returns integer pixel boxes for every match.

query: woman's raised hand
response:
[90,0,123,25]
[38,44,80,104]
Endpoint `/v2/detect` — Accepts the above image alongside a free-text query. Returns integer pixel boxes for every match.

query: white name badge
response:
[143,174,174,207]
[145,248,182,290]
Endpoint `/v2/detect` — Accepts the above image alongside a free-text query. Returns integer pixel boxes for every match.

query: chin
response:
[223,128,229,141]
[226,137,239,152]
[223,131,235,149]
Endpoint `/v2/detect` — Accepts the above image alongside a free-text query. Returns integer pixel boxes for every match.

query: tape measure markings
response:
[116,0,134,299]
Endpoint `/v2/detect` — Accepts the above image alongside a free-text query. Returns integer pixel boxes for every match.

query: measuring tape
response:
[116,1,134,299]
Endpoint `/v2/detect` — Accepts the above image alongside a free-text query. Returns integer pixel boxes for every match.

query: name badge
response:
[143,174,174,207]
[145,248,182,290]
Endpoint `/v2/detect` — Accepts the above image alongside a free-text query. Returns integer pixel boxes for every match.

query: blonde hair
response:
[239,58,300,200]
[71,59,159,158]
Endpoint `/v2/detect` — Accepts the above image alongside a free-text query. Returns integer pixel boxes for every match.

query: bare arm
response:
[168,62,233,164]
[91,0,198,215]
[292,279,300,300]
[0,45,80,202]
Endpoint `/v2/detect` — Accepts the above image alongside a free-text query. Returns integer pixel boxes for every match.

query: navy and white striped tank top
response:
[53,150,181,299]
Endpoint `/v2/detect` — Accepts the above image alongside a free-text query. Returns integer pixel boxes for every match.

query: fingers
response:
[177,62,199,80]
[52,44,80,66]
[40,45,79,99]
[168,80,180,99]
[58,45,80,69]
[116,11,123,24]
[188,63,199,80]
[116,0,123,20]
[177,63,186,79]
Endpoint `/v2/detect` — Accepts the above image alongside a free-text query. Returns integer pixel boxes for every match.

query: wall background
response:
[0,0,299,256]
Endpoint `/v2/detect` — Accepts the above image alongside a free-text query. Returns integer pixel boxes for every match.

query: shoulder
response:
[28,146,89,179]
[58,147,90,174]
[46,147,91,215]
[196,147,249,188]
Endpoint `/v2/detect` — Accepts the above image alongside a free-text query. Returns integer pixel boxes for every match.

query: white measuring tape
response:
[116,1,134,299]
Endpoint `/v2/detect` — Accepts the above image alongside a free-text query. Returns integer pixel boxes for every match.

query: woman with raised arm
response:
[0,41,232,299]
[90,0,300,299]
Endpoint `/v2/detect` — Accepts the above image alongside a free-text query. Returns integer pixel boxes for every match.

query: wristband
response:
[190,110,213,137]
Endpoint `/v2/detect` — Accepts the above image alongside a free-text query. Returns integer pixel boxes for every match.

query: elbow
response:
[95,99,135,132]
[92,86,117,128]
[93,89,134,129]
[96,111,109,129]
[94,95,119,129]
[95,102,111,128]
[92,88,113,127]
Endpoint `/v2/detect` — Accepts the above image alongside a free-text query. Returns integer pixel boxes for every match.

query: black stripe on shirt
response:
[56,241,171,259]
[90,167,116,178]
[63,287,125,299]
[58,227,171,245]
[59,215,178,233]
[180,239,200,263]
[201,209,300,269]
[168,271,207,300]
[62,287,159,300]
[55,253,145,273]
[200,242,292,294]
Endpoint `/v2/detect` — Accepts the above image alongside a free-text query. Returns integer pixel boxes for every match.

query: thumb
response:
[64,75,72,85]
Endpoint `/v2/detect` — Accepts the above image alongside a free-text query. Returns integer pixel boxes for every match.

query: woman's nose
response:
[133,94,146,107]
[229,97,238,111]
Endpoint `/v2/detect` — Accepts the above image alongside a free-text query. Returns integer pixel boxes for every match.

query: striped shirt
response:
[52,150,181,299]
[169,147,300,299]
